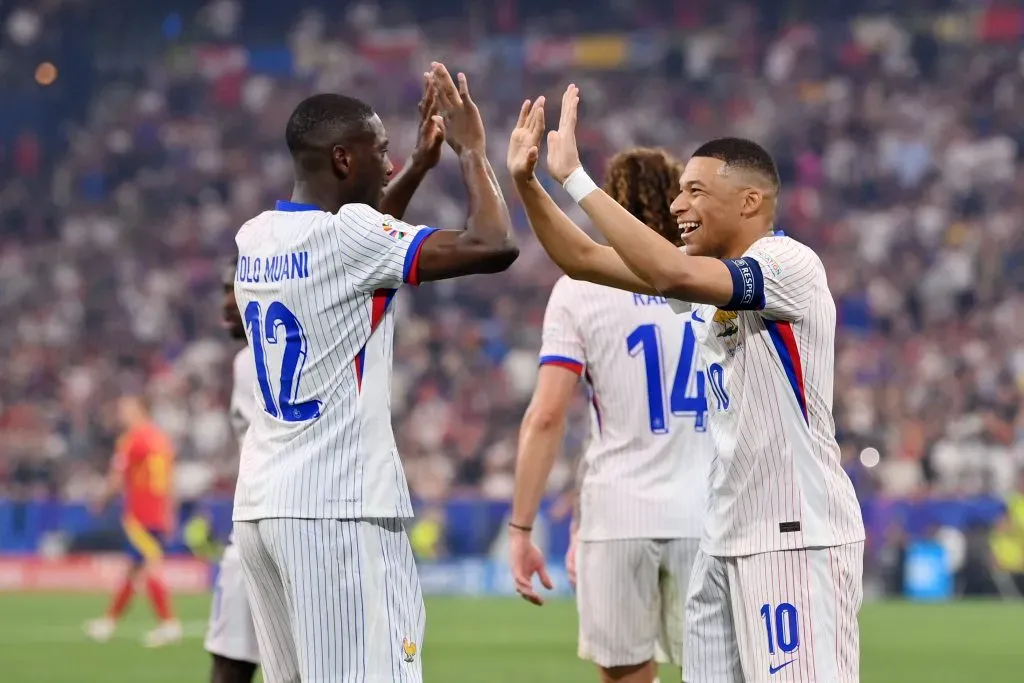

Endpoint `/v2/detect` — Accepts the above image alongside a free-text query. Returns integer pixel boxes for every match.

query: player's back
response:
[232,200,436,521]
[692,234,864,555]
[119,423,174,531]
[541,276,712,541]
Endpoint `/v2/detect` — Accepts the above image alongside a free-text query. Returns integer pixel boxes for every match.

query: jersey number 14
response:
[627,321,729,434]
[245,300,323,422]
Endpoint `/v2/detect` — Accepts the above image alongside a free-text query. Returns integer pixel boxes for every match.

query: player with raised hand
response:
[203,78,449,683]
[511,87,865,683]
[231,62,516,683]
[508,109,712,683]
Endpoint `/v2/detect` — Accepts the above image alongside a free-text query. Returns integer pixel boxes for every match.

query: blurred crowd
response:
[0,0,1023,515]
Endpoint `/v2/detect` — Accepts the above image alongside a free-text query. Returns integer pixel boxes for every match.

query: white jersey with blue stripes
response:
[232,200,436,521]
[539,276,713,541]
[694,233,864,556]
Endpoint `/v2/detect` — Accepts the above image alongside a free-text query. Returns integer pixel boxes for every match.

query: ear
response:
[740,187,763,218]
[332,145,351,179]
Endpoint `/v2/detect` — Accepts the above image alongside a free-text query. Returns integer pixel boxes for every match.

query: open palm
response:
[546,84,583,184]
[506,97,546,182]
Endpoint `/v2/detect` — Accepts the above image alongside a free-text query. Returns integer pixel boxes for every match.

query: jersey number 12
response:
[245,300,323,422]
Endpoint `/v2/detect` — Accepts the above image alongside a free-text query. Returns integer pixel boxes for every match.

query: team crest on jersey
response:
[402,637,418,662]
[713,309,739,338]
[382,220,409,240]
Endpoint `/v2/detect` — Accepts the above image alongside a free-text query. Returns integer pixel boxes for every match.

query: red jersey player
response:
[84,395,181,647]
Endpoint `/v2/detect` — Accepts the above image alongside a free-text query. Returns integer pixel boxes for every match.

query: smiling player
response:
[507,87,865,683]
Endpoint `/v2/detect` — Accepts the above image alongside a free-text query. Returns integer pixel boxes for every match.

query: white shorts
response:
[577,537,700,668]
[235,518,425,683]
[684,542,863,683]
[204,543,260,664]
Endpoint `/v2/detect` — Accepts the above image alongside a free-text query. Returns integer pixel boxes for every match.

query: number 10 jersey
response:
[232,200,436,521]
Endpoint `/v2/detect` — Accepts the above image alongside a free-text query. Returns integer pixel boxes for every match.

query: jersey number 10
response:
[627,321,729,434]
[245,300,323,423]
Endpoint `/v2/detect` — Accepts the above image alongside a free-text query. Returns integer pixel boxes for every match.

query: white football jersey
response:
[232,200,437,521]
[227,346,257,544]
[229,346,257,442]
[692,233,864,556]
[540,276,713,541]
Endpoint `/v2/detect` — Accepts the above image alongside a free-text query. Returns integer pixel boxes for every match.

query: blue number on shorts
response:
[245,300,323,422]
[760,602,800,655]
[707,362,730,410]
[627,321,707,433]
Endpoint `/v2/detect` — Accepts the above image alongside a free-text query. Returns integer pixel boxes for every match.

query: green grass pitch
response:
[1,594,1022,682]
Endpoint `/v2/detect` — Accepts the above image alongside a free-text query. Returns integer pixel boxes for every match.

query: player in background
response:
[232,62,517,683]
[509,146,712,683]
[202,78,447,683]
[85,395,180,647]
[202,259,261,683]
[508,88,865,683]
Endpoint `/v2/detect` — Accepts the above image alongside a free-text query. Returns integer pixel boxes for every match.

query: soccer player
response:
[509,146,713,683]
[507,88,865,682]
[85,395,180,647]
[232,61,516,683]
[203,77,447,683]
[203,258,261,683]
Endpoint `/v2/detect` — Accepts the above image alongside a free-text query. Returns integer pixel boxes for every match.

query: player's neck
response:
[724,223,775,259]
[289,180,342,214]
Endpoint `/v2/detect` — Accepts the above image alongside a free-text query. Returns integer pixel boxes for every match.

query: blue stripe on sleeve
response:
[721,257,766,311]
[402,227,439,283]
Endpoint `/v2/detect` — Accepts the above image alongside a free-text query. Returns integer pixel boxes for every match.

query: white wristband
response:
[562,166,598,204]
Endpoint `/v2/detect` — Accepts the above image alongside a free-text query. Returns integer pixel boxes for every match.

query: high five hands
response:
[506,84,583,184]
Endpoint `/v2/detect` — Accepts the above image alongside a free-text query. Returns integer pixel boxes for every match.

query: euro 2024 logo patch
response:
[383,220,409,241]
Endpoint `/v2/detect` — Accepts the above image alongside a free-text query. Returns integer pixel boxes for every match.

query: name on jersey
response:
[236,252,311,284]
[632,293,668,307]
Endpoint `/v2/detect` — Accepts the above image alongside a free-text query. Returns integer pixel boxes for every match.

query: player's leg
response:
[576,538,661,683]
[727,542,865,683]
[84,562,141,642]
[257,517,425,683]
[681,549,744,683]
[210,654,258,683]
[120,519,181,647]
[235,520,300,683]
[656,537,701,672]
[205,544,260,683]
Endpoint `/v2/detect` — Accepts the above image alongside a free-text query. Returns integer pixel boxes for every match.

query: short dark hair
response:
[691,137,780,191]
[285,94,375,154]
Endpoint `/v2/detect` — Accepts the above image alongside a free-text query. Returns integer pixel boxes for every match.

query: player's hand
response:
[431,62,485,156]
[506,97,546,182]
[411,71,446,171]
[565,529,578,590]
[509,528,554,606]
[546,84,583,184]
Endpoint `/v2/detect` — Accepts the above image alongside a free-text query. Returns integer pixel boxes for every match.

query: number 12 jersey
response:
[232,201,435,521]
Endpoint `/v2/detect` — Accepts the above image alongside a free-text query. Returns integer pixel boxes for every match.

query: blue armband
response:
[721,257,766,311]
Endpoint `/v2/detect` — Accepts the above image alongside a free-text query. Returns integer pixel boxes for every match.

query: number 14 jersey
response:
[540,276,713,541]
[232,200,436,521]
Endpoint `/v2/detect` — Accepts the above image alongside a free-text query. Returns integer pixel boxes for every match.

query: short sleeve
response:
[719,237,821,320]
[538,277,586,377]
[334,204,438,291]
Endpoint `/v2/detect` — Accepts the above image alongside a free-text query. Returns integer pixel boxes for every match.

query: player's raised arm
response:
[507,98,663,295]
[378,72,445,220]
[410,63,519,281]
[546,85,737,307]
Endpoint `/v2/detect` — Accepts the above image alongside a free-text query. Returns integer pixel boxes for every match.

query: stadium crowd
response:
[0,0,1022,535]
